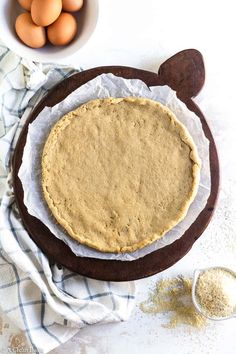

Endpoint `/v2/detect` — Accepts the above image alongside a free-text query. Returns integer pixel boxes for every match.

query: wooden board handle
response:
[158,49,205,98]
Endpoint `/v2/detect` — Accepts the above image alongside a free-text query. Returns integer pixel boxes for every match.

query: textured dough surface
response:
[41,97,200,253]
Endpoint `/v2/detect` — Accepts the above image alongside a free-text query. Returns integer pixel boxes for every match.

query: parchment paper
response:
[18,73,211,261]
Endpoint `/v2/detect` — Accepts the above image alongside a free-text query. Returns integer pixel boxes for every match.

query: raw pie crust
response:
[41,97,200,253]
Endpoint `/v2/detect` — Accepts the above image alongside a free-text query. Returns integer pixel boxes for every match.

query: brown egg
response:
[15,12,46,48]
[62,0,83,12]
[47,12,77,46]
[31,0,62,26]
[17,0,33,11]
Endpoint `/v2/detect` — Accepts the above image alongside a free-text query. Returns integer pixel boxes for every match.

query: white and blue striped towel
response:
[0,45,136,354]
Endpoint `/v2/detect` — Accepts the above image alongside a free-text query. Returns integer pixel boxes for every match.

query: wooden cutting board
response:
[12,49,219,281]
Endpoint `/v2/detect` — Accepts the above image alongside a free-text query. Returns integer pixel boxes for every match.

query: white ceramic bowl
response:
[0,0,99,63]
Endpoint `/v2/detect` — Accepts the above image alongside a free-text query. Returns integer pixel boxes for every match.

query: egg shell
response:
[15,12,46,48]
[62,0,83,12]
[47,12,77,46]
[31,0,62,26]
[17,0,33,11]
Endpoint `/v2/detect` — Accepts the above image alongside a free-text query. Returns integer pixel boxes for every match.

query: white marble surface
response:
[1,0,236,353]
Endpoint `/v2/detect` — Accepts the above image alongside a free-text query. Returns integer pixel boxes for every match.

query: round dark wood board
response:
[12,49,219,281]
